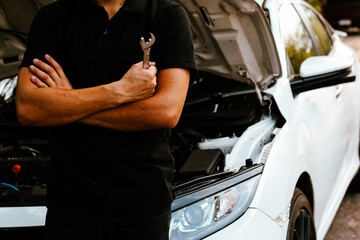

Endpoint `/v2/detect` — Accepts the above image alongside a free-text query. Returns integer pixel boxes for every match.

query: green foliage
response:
[284,24,317,75]
[305,8,332,55]
[286,42,315,74]
[305,0,323,12]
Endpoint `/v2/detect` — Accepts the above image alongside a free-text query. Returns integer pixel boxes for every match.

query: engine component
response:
[179,149,224,176]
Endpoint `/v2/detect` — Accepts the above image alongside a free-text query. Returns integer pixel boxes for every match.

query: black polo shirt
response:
[20,0,196,214]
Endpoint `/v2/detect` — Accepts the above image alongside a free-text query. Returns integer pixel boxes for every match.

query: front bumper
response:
[0,206,288,239]
[205,208,288,240]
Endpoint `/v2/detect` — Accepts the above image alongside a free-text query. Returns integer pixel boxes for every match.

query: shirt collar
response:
[79,0,147,14]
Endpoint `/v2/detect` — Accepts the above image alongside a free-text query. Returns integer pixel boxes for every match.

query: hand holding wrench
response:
[140,33,155,69]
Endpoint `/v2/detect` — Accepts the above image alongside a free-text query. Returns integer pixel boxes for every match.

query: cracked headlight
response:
[169,175,260,239]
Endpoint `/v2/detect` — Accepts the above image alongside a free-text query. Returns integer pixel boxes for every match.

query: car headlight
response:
[169,175,260,240]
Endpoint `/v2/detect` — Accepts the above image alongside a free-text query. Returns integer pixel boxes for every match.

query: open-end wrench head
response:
[140,32,155,50]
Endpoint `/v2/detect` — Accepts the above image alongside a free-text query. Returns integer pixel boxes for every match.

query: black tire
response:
[287,188,316,240]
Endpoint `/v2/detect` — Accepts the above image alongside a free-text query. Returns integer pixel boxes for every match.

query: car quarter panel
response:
[249,116,316,223]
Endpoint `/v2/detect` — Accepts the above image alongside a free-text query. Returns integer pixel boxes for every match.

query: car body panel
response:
[204,208,288,239]
[248,1,360,239]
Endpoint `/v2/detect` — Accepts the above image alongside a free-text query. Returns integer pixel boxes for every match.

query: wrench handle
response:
[143,48,151,69]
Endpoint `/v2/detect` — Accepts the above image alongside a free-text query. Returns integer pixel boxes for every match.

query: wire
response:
[1,182,19,191]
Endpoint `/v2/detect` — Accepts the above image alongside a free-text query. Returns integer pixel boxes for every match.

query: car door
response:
[278,2,358,227]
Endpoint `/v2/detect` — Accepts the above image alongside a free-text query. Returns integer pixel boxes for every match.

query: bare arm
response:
[16,58,157,127]
[16,67,116,126]
[79,68,190,131]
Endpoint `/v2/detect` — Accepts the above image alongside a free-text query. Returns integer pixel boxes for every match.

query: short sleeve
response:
[153,4,197,78]
[20,4,60,69]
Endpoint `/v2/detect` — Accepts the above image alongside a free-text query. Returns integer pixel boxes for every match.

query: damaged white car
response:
[0,0,359,239]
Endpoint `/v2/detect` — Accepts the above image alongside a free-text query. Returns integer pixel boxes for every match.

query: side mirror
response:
[300,56,353,78]
[290,56,355,94]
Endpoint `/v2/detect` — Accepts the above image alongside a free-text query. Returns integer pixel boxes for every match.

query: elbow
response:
[160,108,181,129]
[16,108,32,127]
[164,116,179,129]
[168,112,181,129]
[16,102,37,127]
[17,116,29,126]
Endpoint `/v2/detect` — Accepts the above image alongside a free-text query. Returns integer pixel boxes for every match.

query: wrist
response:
[104,81,130,105]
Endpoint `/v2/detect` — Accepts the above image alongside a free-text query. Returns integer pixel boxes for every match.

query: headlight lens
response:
[169,175,260,239]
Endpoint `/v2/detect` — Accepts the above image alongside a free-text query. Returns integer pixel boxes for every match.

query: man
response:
[15,0,196,239]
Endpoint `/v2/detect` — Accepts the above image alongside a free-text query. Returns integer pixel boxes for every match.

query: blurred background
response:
[308,0,360,33]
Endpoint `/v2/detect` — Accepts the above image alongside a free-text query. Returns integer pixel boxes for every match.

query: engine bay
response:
[170,71,277,185]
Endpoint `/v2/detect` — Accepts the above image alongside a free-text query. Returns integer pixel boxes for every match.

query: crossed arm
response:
[16,55,190,131]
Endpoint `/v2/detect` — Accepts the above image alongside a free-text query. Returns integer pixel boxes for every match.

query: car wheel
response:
[287,188,316,240]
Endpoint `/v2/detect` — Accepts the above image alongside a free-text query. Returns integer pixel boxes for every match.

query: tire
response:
[348,168,360,191]
[286,188,316,240]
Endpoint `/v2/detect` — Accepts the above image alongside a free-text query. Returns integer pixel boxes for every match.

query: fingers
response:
[29,55,72,89]
[136,61,157,76]
[136,61,156,69]
[136,61,156,66]
[30,75,48,88]
[45,54,67,79]
[29,64,56,87]
[151,75,157,89]
[148,65,158,76]
[32,58,60,82]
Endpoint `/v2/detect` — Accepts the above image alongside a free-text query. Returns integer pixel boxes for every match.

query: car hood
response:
[0,0,55,80]
[176,0,281,89]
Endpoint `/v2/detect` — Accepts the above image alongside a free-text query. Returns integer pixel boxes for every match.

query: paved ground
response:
[324,32,360,240]
[324,182,360,239]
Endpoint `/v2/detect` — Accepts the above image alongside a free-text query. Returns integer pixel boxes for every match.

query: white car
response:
[0,0,359,239]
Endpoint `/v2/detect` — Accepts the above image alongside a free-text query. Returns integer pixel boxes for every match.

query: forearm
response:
[79,68,190,131]
[16,68,123,126]
[80,95,180,131]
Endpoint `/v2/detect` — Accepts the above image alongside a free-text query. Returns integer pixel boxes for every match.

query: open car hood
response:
[0,0,55,80]
[176,0,281,89]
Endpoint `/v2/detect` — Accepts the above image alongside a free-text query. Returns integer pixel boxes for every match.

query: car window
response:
[279,4,316,75]
[298,5,333,56]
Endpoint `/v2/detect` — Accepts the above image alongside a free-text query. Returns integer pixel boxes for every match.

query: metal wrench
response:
[140,32,155,69]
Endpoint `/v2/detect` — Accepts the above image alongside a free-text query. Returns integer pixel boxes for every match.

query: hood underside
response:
[176,0,281,89]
